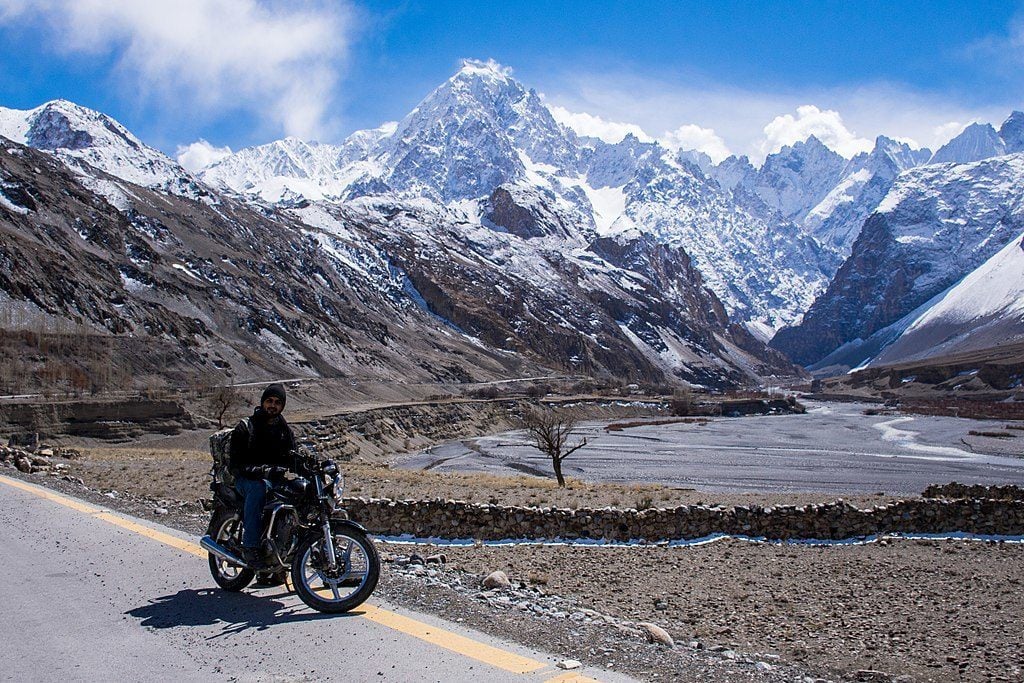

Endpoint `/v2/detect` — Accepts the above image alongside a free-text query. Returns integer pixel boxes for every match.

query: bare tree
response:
[523,407,587,487]
[206,381,245,428]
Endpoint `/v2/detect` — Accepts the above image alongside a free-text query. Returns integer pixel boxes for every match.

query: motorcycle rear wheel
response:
[292,525,379,613]
[207,509,256,591]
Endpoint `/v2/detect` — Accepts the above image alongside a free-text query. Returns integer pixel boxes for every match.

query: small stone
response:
[482,570,511,589]
[425,553,447,564]
[153,507,169,515]
[637,622,674,648]
[409,553,425,565]
[755,662,774,672]
[556,660,582,670]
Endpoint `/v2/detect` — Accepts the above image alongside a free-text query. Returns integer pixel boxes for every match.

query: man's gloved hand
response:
[265,465,288,481]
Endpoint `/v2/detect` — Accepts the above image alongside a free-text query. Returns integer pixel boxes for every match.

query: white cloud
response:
[0,0,354,140]
[542,69,1012,165]
[547,105,653,144]
[660,124,731,163]
[932,120,971,145]
[760,105,873,158]
[176,139,232,172]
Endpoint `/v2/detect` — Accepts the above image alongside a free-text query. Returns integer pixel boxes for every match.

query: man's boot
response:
[241,547,266,570]
[254,570,287,588]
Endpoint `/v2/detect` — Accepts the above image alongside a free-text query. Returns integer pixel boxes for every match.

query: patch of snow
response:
[0,190,28,215]
[171,263,203,281]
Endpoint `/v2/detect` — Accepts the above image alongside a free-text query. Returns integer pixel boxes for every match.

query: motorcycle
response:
[200,445,380,613]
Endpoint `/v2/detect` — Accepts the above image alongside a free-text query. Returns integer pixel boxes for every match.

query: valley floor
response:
[398,401,1024,495]
[6,400,1024,681]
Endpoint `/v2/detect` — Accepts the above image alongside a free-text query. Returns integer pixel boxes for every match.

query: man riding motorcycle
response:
[229,383,295,570]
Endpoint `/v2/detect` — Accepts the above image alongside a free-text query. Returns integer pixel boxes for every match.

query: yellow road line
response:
[359,603,547,674]
[93,511,206,558]
[0,474,560,678]
[544,673,601,683]
[0,475,102,514]
[0,475,206,557]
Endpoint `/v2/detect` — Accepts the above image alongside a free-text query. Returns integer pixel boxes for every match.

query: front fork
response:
[321,521,338,570]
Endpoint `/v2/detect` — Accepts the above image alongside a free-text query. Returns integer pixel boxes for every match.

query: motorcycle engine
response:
[270,510,298,553]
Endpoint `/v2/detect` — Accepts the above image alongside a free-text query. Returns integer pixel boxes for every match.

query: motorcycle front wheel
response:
[207,509,256,591]
[291,525,380,613]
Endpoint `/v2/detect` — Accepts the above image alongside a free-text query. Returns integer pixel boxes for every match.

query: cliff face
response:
[772,153,1024,368]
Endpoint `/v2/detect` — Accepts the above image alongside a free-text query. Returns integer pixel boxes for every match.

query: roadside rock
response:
[638,622,675,648]
[482,570,511,589]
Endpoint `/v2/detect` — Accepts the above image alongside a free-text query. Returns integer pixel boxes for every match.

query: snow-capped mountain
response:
[803,136,932,256]
[870,230,1024,365]
[929,122,1007,165]
[0,99,200,196]
[0,100,799,389]
[771,151,1024,368]
[1002,111,1024,154]
[202,60,834,331]
[7,61,1021,384]
[751,136,848,223]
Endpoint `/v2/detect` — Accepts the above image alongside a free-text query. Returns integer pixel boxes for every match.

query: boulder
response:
[637,622,674,648]
[481,570,511,589]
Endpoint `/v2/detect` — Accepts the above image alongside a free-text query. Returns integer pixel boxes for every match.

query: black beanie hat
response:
[261,383,287,408]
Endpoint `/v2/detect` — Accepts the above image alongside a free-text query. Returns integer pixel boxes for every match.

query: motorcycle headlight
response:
[328,472,343,504]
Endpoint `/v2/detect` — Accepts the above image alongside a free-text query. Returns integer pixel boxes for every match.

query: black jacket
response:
[228,407,295,479]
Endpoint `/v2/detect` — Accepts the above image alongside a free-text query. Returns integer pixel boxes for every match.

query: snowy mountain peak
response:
[0,99,195,194]
[750,134,847,221]
[1000,111,1024,154]
[372,60,579,202]
[800,136,930,258]
[869,135,931,173]
[454,58,515,83]
[929,122,1006,165]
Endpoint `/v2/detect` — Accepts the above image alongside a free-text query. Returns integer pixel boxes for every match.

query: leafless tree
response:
[523,407,587,487]
[206,381,245,428]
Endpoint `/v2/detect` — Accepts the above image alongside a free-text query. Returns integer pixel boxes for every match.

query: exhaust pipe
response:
[200,535,247,567]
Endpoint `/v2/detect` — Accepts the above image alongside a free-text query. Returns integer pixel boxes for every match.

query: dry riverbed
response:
[5,442,1024,682]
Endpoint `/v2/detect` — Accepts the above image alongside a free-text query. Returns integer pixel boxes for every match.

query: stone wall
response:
[341,494,1024,542]
[924,482,1024,501]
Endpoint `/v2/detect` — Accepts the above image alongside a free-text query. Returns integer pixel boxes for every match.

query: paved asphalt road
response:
[0,476,632,683]
[400,402,1024,495]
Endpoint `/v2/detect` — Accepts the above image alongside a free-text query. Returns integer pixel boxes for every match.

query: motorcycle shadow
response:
[126,587,364,634]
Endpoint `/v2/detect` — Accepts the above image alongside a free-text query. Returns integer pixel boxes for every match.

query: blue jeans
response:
[235,477,271,549]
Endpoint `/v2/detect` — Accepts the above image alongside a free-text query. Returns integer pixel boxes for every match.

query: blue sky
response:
[0,0,1021,166]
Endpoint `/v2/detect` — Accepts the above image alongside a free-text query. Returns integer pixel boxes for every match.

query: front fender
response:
[330,517,369,535]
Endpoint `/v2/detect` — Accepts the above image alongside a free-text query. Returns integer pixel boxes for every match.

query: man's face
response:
[262,396,284,417]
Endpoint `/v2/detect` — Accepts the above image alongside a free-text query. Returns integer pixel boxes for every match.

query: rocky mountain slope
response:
[771,152,1024,369]
[871,230,1024,365]
[5,61,1023,387]
[0,105,797,390]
